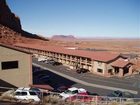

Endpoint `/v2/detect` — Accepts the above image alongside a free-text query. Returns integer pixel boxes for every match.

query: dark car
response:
[52,62,62,66]
[76,68,89,74]
[108,90,134,98]
[107,90,134,101]
[45,59,55,64]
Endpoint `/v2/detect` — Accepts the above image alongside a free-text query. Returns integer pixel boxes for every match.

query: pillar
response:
[118,68,123,77]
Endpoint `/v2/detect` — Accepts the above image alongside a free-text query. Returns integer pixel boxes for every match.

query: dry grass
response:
[0,90,17,101]
[43,95,77,105]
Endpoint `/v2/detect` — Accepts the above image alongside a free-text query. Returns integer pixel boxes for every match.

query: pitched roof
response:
[111,58,132,68]
[0,43,32,54]
[14,43,120,62]
[29,84,54,90]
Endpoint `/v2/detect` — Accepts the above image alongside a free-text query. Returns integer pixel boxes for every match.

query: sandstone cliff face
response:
[0,0,49,44]
[0,24,50,45]
[0,0,22,32]
[0,24,23,44]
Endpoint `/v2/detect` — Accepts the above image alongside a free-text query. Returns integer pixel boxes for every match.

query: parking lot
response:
[32,58,140,97]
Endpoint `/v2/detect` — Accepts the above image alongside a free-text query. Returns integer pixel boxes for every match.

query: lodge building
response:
[0,43,32,87]
[15,43,133,77]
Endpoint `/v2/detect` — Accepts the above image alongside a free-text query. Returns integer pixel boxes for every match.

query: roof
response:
[78,88,87,92]
[14,43,120,62]
[16,87,30,91]
[0,43,32,54]
[68,87,78,91]
[111,58,132,68]
[29,84,54,90]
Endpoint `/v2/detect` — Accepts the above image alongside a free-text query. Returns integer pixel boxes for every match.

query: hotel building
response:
[15,43,133,77]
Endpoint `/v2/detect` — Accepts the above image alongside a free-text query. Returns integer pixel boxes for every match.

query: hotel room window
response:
[97,68,103,73]
[1,61,18,70]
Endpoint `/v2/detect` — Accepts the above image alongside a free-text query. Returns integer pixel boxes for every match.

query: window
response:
[15,91,27,96]
[72,90,78,94]
[108,69,112,73]
[29,92,37,95]
[21,92,27,96]
[1,61,18,70]
[15,92,21,95]
[97,69,103,73]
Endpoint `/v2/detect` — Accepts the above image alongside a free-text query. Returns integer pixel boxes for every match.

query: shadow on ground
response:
[33,66,76,89]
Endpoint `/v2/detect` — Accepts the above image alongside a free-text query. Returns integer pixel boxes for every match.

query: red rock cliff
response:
[0,0,22,32]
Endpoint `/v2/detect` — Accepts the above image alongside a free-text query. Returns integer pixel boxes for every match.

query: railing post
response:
[119,98,122,105]
[41,91,43,104]
[95,96,97,105]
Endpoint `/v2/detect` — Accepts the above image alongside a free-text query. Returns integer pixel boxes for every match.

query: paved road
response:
[32,58,140,97]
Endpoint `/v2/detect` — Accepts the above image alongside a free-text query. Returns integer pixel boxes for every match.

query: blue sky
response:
[7,0,139,38]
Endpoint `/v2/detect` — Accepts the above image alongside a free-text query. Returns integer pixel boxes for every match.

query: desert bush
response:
[43,95,62,105]
[0,89,17,101]
[43,95,78,105]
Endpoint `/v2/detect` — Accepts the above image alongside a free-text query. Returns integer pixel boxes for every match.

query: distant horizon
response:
[7,0,140,38]
[49,34,140,39]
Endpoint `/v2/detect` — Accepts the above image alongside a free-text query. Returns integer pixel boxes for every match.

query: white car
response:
[14,87,41,102]
[60,87,87,99]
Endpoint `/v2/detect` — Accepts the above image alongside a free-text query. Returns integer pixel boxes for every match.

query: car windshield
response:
[64,90,78,94]
[30,88,40,92]
[64,90,72,94]
[112,91,121,97]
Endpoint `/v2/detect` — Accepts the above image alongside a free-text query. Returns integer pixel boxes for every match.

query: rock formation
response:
[0,0,49,44]
[0,0,22,32]
[51,35,76,41]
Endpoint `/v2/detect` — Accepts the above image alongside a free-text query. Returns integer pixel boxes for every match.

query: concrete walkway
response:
[33,63,138,94]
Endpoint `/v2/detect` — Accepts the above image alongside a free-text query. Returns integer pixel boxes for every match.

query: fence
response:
[0,86,140,105]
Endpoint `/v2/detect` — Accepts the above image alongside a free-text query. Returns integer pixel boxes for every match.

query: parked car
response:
[107,90,134,98]
[60,87,87,99]
[14,87,41,102]
[76,68,89,74]
[52,62,62,66]
[45,59,55,64]
[38,57,48,62]
[107,90,134,101]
